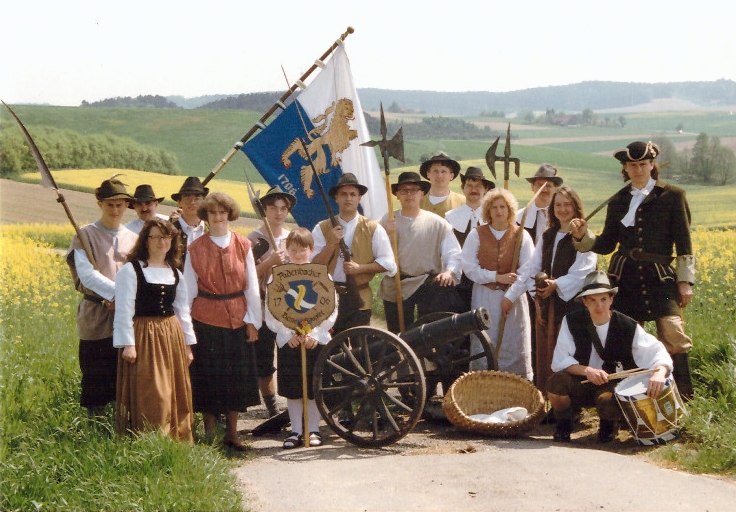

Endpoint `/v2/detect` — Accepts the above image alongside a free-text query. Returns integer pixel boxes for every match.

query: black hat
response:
[261,185,297,210]
[95,177,133,202]
[391,171,431,195]
[460,166,495,190]
[613,141,660,163]
[525,163,563,186]
[328,172,368,198]
[128,184,165,209]
[574,270,618,303]
[419,152,461,180]
[171,176,209,201]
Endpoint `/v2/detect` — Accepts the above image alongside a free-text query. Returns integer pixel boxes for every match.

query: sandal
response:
[283,432,303,449]
[309,432,322,447]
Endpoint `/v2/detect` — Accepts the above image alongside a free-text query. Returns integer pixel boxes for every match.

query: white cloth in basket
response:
[469,407,529,424]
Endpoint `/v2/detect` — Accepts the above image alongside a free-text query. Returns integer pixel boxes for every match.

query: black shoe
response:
[553,418,572,442]
[598,419,619,443]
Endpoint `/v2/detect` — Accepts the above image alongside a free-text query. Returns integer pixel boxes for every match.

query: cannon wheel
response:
[313,326,426,448]
[408,311,496,398]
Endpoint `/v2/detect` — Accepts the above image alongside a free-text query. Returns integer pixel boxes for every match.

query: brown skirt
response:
[116,316,194,443]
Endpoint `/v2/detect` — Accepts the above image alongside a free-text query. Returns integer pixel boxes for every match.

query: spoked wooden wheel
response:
[313,326,426,447]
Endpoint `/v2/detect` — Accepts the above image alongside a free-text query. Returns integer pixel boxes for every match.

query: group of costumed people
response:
[66,138,695,448]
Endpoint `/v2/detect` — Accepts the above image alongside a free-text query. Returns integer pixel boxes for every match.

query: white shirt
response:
[73,222,136,301]
[182,232,262,328]
[445,203,484,234]
[551,315,674,373]
[525,231,597,301]
[124,213,169,235]
[112,263,196,347]
[179,218,207,246]
[311,215,397,283]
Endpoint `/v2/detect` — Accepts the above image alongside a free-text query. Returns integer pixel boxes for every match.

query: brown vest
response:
[476,224,520,291]
[319,216,378,310]
[189,232,251,329]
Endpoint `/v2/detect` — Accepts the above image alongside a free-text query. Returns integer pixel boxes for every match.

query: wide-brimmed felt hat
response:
[95,177,133,202]
[613,141,660,163]
[328,172,368,198]
[171,176,209,201]
[525,163,563,186]
[460,166,495,190]
[391,171,431,195]
[574,270,618,303]
[419,152,461,180]
[128,184,165,209]
[261,184,297,210]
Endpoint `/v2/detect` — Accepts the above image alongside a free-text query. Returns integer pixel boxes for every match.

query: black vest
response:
[132,260,178,317]
[567,309,637,374]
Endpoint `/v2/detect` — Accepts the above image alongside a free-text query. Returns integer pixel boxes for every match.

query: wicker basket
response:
[442,371,545,437]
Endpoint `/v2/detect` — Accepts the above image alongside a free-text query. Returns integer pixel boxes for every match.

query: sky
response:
[2,0,735,107]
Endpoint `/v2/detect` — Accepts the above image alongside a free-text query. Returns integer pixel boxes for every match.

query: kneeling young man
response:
[547,270,672,443]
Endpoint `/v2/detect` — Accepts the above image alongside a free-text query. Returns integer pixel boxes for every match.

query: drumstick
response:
[581,367,656,384]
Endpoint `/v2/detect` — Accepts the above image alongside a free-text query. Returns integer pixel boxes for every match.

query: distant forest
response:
[81,80,736,117]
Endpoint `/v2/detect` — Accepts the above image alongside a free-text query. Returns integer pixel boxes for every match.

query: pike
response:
[200,26,355,188]
[493,182,548,364]
[279,65,365,312]
[361,103,406,330]
[2,100,98,270]
[485,123,520,190]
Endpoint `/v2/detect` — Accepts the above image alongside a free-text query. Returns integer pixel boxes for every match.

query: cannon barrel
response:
[399,308,490,359]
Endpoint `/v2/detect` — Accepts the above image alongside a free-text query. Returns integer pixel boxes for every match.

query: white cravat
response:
[621,178,656,227]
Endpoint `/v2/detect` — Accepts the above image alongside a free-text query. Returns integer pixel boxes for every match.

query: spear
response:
[1,100,98,270]
[200,26,355,187]
[361,103,406,330]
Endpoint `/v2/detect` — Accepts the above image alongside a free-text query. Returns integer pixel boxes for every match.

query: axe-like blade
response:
[485,136,500,179]
[245,173,266,218]
[387,126,405,163]
[361,103,404,170]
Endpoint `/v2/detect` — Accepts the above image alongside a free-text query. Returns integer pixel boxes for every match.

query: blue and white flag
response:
[242,45,386,230]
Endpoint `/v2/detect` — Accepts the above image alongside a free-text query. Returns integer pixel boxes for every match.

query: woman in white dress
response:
[460,188,534,380]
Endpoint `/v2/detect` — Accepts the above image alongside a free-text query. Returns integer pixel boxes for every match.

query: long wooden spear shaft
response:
[361,103,406,330]
[494,182,548,364]
[2,100,98,270]
[201,26,354,187]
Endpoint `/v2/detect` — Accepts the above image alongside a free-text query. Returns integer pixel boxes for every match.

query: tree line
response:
[81,95,181,108]
[653,132,736,185]
[364,113,498,142]
[0,126,180,177]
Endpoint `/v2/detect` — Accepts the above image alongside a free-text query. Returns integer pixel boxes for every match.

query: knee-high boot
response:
[671,353,693,400]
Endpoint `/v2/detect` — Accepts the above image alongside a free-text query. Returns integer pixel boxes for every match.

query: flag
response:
[242,45,386,230]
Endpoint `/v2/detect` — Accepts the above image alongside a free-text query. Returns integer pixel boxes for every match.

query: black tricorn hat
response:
[261,185,297,210]
[419,152,461,180]
[328,172,368,198]
[613,141,660,163]
[525,163,563,186]
[128,184,165,209]
[171,176,209,201]
[391,171,431,195]
[95,177,133,202]
[460,166,495,190]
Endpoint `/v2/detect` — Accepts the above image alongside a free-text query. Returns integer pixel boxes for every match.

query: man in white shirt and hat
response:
[124,184,169,234]
[516,163,563,246]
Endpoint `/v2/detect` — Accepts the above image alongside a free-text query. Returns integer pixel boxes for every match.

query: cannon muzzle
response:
[399,308,490,359]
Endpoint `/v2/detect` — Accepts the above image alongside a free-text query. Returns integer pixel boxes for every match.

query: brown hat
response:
[526,163,563,186]
[171,176,209,201]
[575,270,618,303]
[460,166,495,190]
[261,184,297,210]
[328,172,368,198]
[95,177,133,202]
[128,184,164,209]
[391,171,431,195]
[419,152,461,180]
[613,141,660,163]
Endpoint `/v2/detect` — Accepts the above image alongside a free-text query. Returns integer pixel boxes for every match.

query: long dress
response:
[526,230,597,389]
[113,261,196,442]
[460,224,535,380]
[184,231,262,415]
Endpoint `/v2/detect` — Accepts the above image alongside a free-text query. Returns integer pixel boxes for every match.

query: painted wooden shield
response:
[267,263,336,333]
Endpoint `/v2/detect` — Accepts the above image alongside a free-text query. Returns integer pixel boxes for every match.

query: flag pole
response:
[2,100,99,270]
[201,26,355,187]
